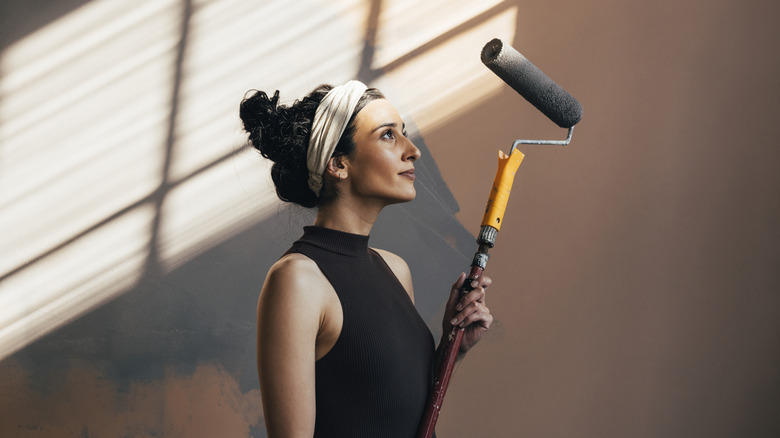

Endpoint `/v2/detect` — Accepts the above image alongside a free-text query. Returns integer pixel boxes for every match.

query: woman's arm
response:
[257,254,334,438]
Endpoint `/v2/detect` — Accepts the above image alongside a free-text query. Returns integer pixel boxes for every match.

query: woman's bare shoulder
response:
[261,253,331,307]
[269,252,321,276]
[371,248,408,270]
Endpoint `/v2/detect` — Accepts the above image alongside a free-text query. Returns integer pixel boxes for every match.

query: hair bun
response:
[240,88,328,208]
[239,90,284,161]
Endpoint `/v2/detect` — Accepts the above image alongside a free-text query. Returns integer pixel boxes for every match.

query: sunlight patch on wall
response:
[0,0,183,360]
[157,152,277,273]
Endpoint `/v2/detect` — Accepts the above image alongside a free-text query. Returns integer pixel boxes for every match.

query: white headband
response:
[307,80,368,195]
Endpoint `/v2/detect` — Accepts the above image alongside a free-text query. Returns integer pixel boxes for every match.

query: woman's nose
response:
[405,138,421,161]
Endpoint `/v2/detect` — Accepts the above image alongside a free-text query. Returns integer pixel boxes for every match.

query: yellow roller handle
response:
[480,148,524,231]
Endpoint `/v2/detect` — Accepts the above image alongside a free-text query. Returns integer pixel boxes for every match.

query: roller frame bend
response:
[510,127,574,153]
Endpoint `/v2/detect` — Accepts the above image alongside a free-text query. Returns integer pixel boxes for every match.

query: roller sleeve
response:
[481,38,583,128]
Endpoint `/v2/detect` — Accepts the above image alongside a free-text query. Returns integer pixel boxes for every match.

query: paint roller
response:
[417,38,583,438]
[482,38,582,129]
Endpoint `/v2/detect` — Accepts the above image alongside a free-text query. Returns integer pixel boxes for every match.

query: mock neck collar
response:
[299,226,370,257]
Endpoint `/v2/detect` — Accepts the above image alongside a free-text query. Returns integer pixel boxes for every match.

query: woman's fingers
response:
[450,273,467,298]
[456,288,484,310]
[444,273,493,332]
[452,272,468,290]
[445,273,466,312]
[450,300,493,328]
[456,276,491,310]
[445,274,495,354]
[477,275,493,289]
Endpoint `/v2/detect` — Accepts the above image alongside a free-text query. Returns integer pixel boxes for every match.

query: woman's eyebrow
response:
[372,122,396,133]
[371,121,406,133]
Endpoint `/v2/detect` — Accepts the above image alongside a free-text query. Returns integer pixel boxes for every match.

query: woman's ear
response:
[326,156,347,180]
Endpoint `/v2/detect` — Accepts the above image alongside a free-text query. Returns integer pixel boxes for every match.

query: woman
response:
[240,80,493,437]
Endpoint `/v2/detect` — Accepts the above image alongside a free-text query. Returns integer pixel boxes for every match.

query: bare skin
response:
[257,99,493,437]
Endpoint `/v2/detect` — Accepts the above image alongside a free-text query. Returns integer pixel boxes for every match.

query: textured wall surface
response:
[1,0,779,437]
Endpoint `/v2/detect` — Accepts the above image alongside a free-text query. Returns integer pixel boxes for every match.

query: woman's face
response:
[343,99,421,206]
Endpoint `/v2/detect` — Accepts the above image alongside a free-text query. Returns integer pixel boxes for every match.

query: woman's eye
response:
[381,129,394,139]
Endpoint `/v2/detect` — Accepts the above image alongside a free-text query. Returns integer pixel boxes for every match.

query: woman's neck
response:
[313,197,384,236]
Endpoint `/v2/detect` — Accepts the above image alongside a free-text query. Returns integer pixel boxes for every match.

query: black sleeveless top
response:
[284,226,436,437]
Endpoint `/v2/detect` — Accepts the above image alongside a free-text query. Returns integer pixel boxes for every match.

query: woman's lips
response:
[399,169,415,180]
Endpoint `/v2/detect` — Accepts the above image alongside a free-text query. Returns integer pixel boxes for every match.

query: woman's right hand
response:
[440,272,494,356]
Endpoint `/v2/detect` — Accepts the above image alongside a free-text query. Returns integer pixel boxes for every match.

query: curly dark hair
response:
[239,84,384,208]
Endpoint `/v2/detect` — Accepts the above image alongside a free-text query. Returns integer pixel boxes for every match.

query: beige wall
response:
[1,0,779,437]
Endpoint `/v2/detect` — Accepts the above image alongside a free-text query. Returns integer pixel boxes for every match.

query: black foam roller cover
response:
[481,38,582,128]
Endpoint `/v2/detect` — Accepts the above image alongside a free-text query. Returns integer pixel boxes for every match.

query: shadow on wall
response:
[0,0,93,51]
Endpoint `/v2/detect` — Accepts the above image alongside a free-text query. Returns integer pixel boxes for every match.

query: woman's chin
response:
[399,189,417,204]
[384,189,416,206]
